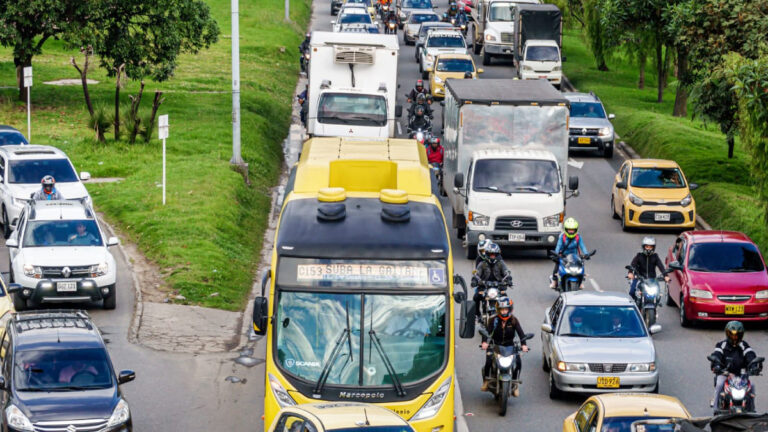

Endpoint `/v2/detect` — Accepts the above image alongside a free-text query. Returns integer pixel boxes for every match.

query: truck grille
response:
[500,32,514,43]
[33,418,109,432]
[494,216,537,231]
[334,46,375,65]
[569,128,600,136]
[589,363,627,373]
[41,265,92,278]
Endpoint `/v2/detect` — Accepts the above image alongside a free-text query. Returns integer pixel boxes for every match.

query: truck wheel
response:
[457,227,465,240]
[472,29,481,55]
[482,49,491,66]
[466,245,477,260]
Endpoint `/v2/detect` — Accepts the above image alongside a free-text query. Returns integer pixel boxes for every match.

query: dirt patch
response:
[44,78,99,86]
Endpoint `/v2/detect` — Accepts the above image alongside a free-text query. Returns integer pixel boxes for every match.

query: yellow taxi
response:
[563,393,691,432]
[611,159,698,231]
[267,403,415,432]
[429,54,483,99]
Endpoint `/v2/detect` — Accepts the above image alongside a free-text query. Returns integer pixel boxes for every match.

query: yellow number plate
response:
[597,377,620,388]
[578,137,591,144]
[725,305,745,315]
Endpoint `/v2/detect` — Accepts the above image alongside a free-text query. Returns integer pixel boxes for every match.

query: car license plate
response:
[725,305,745,315]
[57,282,77,292]
[654,213,671,221]
[578,137,591,144]
[508,233,525,242]
[597,376,620,388]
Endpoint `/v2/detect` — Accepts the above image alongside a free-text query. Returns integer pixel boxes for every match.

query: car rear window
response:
[688,242,765,272]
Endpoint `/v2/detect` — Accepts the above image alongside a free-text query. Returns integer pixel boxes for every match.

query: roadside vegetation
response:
[0,0,310,309]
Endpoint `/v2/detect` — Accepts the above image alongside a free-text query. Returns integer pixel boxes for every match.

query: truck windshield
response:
[472,159,560,194]
[427,35,465,48]
[525,45,560,61]
[402,0,432,8]
[570,102,606,119]
[489,3,514,21]
[436,58,474,72]
[317,93,387,126]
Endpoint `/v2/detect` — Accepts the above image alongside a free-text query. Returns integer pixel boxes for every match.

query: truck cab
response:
[517,39,563,88]
[471,0,539,65]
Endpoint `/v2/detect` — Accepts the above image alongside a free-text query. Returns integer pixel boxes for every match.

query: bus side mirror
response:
[252,297,269,336]
[454,274,475,339]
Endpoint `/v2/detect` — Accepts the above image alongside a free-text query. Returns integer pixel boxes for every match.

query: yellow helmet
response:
[564,217,579,239]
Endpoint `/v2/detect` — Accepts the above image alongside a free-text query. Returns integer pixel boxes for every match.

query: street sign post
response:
[23,67,32,141]
[158,115,169,205]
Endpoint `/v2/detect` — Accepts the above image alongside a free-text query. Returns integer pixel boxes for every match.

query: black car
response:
[0,310,135,431]
[0,126,28,146]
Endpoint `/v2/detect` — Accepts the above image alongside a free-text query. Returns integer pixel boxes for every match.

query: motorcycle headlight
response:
[416,132,424,142]
[5,405,34,432]
[487,288,498,300]
[731,388,747,401]
[411,376,451,421]
[497,355,514,369]
[106,399,131,427]
[461,24,467,29]
[680,194,692,206]
[485,33,496,41]
[304,53,310,59]
[566,265,581,275]
[644,284,659,296]
[557,362,588,372]
[90,262,108,277]
[23,264,42,278]
[434,75,443,84]
[628,362,655,372]
[690,289,713,299]
[756,290,768,299]
[469,211,489,226]
[598,127,611,137]
[269,373,297,408]
[628,192,644,206]
[543,213,562,228]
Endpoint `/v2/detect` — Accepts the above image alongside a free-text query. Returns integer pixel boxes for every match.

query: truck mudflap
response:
[465,229,559,249]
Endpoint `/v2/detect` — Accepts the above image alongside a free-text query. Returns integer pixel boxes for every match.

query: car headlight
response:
[23,264,42,279]
[756,290,768,299]
[426,54,434,61]
[434,75,443,84]
[690,289,713,299]
[680,194,692,206]
[522,65,533,71]
[485,33,496,41]
[6,405,34,432]
[543,213,562,228]
[628,362,655,372]
[90,262,108,277]
[411,376,451,421]
[107,399,131,427]
[469,211,489,226]
[11,197,31,207]
[497,355,513,369]
[598,127,612,137]
[628,192,644,206]
[269,373,297,408]
[557,362,588,372]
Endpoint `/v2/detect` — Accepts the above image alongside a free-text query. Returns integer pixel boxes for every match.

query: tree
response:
[581,0,610,71]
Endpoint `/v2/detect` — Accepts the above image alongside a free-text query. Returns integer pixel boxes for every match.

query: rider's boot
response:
[481,380,489,392]
[549,275,557,290]
[512,385,519,397]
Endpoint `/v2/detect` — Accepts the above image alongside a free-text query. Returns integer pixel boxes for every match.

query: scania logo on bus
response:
[339,391,386,399]
[285,358,320,368]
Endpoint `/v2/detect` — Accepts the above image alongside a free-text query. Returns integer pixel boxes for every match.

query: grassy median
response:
[563,30,768,250]
[0,0,310,310]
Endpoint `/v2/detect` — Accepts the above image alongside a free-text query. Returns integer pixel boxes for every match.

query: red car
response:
[665,231,768,326]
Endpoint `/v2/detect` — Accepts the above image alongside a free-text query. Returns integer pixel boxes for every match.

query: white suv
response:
[418,29,467,79]
[6,200,119,310]
[0,145,91,238]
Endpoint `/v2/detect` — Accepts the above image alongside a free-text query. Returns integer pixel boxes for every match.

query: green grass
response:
[563,29,768,251]
[0,0,310,310]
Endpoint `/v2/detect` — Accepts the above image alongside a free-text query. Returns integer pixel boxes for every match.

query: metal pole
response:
[285,0,290,22]
[162,138,167,205]
[27,86,31,142]
[230,0,243,165]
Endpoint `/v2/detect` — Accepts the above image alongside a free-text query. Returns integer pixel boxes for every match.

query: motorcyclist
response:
[426,138,443,164]
[297,85,308,126]
[473,243,513,316]
[384,9,399,29]
[409,105,432,133]
[480,297,529,393]
[474,238,491,268]
[407,79,428,102]
[299,32,311,72]
[31,175,63,201]
[445,3,459,19]
[710,321,759,411]
[550,217,588,289]
[409,93,433,119]
[627,236,670,301]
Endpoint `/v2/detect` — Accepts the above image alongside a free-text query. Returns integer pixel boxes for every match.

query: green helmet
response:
[725,320,744,346]
[563,217,579,239]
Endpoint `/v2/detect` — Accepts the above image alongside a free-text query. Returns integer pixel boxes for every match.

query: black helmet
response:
[486,242,501,264]
[464,71,473,79]
[415,79,424,90]
[414,105,426,117]
[725,321,744,346]
[495,296,512,319]
[416,93,426,104]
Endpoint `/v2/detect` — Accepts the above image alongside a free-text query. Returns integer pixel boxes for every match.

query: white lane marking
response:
[568,158,584,169]
[590,278,603,292]
[454,371,470,432]
[397,121,402,135]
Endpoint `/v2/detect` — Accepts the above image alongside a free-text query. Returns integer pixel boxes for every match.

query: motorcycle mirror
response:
[523,332,534,341]
[478,327,490,338]
[453,291,466,303]
[588,250,597,257]
[625,265,634,271]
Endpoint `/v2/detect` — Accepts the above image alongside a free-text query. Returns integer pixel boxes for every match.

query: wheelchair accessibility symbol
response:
[429,268,446,285]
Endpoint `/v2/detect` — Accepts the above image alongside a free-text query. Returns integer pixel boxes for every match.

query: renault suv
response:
[0,310,135,432]
[564,92,616,158]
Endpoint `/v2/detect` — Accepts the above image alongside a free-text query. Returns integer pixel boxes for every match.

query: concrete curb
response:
[454,373,470,432]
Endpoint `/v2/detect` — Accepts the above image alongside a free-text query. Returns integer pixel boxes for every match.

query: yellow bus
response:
[252,137,472,432]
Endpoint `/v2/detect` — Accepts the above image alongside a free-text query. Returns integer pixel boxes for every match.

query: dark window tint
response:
[570,102,606,119]
[340,13,372,23]
[630,167,686,189]
[9,159,78,184]
[427,35,465,48]
[601,417,677,432]
[14,348,114,391]
[0,131,28,146]
[402,0,432,8]
[410,13,439,23]
[688,242,765,273]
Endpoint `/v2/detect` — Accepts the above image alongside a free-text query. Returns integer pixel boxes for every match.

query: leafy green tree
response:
[582,0,610,71]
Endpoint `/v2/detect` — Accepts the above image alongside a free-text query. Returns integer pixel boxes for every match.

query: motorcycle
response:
[385,20,397,34]
[471,280,512,328]
[300,51,310,73]
[708,355,764,415]
[626,266,673,327]
[478,327,533,416]
[407,115,433,138]
[548,250,596,292]
[379,3,390,19]
[430,161,444,196]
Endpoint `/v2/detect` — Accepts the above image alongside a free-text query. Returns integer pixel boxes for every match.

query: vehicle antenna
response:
[363,408,371,426]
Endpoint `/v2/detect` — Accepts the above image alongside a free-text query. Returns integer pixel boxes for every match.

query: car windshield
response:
[402,0,432,8]
[317,93,387,126]
[436,58,474,73]
[558,305,646,338]
[489,2,514,21]
[630,167,686,189]
[472,159,560,194]
[526,45,560,61]
[340,13,372,23]
[427,35,465,48]
[602,417,678,432]
[0,131,28,146]
[346,0,371,5]
[23,220,103,247]
[410,13,439,23]
[14,348,113,391]
[9,159,79,184]
[688,242,765,273]
[570,102,606,119]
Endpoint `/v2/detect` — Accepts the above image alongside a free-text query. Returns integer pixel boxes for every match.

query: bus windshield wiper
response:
[368,329,406,397]
[313,302,353,397]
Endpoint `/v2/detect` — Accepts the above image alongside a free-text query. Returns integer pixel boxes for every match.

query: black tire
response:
[610,195,619,219]
[12,293,27,311]
[542,353,550,372]
[666,289,676,306]
[621,207,629,232]
[679,294,692,327]
[651,380,660,394]
[2,207,9,239]
[604,144,614,158]
[403,33,409,44]
[498,381,509,416]
[643,308,656,327]
[103,287,116,310]
[482,49,491,66]
[472,29,482,55]
[457,227,465,240]
[466,245,477,260]
[548,370,561,400]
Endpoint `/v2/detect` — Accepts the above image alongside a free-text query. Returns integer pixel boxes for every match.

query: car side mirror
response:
[107,236,119,247]
[118,370,136,384]
[608,113,615,120]
[395,105,403,118]
[454,173,464,188]
[668,261,683,271]
[615,181,627,190]
[649,324,662,334]
[561,56,566,62]
[5,238,18,248]
[252,296,269,336]
[541,323,553,333]
[568,175,579,191]
[80,171,91,181]
[9,219,17,232]
[7,283,22,294]
[689,183,699,190]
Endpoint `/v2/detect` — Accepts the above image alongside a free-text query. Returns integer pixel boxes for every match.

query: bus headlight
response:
[269,373,297,408]
[411,376,451,421]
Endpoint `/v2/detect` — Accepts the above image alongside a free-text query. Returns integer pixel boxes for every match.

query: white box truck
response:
[307,31,402,138]
[441,79,579,258]
[470,0,539,65]
[514,4,564,88]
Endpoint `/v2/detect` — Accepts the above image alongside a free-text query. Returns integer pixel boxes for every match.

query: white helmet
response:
[477,239,491,258]
[642,236,656,255]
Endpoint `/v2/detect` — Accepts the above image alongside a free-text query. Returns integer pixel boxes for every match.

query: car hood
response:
[556,336,655,363]
[628,187,689,202]
[16,387,118,422]
[19,246,108,266]
[436,72,473,80]
[11,182,89,201]
[689,270,768,294]
[569,117,612,130]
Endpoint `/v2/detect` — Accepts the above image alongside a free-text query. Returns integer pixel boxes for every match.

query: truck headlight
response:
[690,289,713,299]
[90,262,108,277]
[543,213,562,228]
[557,362,588,372]
[468,211,489,226]
[411,376,451,421]
[434,75,443,84]
[756,290,768,299]
[598,127,612,137]
[628,192,644,206]
[23,264,42,278]
[107,399,131,427]
[485,33,496,41]
[522,65,533,71]
[269,373,297,408]
[680,194,692,206]
[5,405,34,432]
[552,65,561,71]
[628,362,655,372]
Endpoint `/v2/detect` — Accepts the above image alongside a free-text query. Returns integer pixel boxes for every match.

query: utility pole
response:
[230,0,243,165]
[23,67,32,141]
[285,0,290,22]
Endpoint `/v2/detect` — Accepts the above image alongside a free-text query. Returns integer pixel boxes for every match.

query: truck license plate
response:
[654,213,671,221]
[57,282,77,292]
[508,233,525,242]
[578,137,591,144]
[725,305,744,315]
[597,377,620,388]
